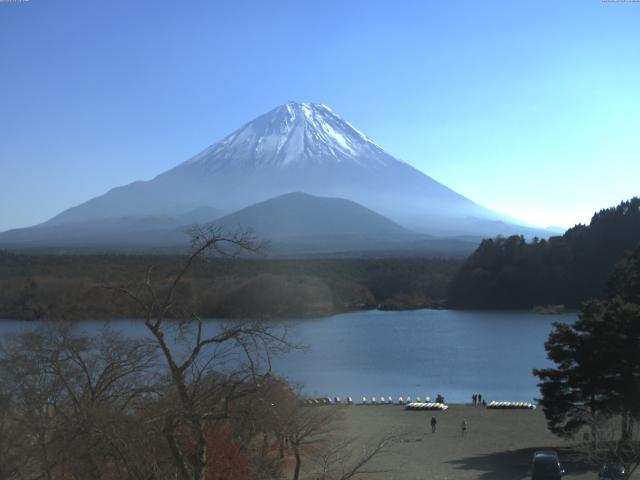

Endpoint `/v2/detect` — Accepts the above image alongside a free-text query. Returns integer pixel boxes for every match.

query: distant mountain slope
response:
[210,192,428,255]
[448,197,640,308]
[0,192,482,257]
[0,207,223,250]
[32,102,548,239]
[213,192,412,239]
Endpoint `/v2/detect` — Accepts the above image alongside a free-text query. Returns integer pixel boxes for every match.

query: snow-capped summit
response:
[23,102,546,240]
[178,102,398,171]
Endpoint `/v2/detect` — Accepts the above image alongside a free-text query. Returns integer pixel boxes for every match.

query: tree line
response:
[448,197,640,309]
[0,250,458,321]
[534,245,640,479]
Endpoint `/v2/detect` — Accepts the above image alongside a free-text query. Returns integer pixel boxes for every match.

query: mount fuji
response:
[0,102,550,253]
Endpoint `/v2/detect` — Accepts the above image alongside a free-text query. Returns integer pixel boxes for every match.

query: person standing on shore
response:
[430,416,437,433]
[461,418,468,436]
[478,394,482,405]
[472,393,477,405]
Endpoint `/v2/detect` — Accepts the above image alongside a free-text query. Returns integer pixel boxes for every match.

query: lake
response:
[0,309,576,404]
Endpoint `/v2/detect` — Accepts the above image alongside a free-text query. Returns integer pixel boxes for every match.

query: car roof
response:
[534,450,559,459]
[602,463,625,472]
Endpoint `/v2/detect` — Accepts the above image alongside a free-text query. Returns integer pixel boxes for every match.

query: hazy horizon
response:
[1,0,639,232]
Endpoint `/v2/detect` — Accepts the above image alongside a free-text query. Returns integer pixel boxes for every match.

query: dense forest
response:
[0,252,459,320]
[448,198,640,309]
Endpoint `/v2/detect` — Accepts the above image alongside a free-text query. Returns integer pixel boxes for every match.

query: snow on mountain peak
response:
[180,102,401,171]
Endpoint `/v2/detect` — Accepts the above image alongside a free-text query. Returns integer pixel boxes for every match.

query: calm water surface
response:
[275,309,576,403]
[0,309,576,404]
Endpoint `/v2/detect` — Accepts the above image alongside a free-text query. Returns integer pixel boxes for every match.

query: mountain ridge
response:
[0,192,481,257]
[3,102,554,250]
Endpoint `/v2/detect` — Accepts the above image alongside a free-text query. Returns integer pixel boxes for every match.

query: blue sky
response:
[1,0,639,231]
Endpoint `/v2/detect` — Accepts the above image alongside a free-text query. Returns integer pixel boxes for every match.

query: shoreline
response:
[0,304,579,323]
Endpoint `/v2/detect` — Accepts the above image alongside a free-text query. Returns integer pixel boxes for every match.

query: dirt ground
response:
[325,404,638,480]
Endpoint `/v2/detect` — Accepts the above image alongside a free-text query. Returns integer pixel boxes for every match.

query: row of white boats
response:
[405,402,449,411]
[302,397,354,405]
[360,396,433,405]
[486,401,536,409]
[303,396,434,406]
[302,397,537,410]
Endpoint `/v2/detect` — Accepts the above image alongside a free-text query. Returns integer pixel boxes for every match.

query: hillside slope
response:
[448,197,640,308]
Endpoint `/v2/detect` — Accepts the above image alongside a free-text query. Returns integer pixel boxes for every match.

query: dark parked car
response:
[532,450,565,480]
[599,463,625,480]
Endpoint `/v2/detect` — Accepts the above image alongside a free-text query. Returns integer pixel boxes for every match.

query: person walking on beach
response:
[472,393,477,405]
[461,418,468,437]
[477,393,482,405]
[430,416,437,433]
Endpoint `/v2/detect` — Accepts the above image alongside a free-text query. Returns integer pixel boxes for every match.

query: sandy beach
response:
[325,404,638,480]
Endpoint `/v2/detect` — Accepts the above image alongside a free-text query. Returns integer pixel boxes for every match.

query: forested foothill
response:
[448,198,640,309]
[0,250,457,321]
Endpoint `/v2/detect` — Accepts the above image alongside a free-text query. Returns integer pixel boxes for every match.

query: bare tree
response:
[0,225,399,480]
[259,383,400,480]
[579,412,640,480]
[0,385,24,480]
[287,406,336,480]
[312,433,399,480]
[110,225,290,480]
[0,323,162,480]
